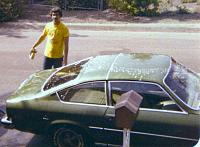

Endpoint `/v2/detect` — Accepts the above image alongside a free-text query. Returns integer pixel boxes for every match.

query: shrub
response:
[177,4,193,14]
[57,0,105,10]
[108,0,138,15]
[134,0,159,16]
[182,0,197,3]
[108,0,160,16]
[0,0,24,22]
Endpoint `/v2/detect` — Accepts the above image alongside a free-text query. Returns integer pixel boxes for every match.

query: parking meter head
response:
[115,90,143,129]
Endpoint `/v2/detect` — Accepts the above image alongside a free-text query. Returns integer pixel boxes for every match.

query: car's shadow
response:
[0,105,7,138]
[26,135,53,147]
[0,127,7,138]
[26,135,119,147]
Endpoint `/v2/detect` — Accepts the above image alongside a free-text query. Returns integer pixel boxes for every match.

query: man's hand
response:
[29,47,37,60]
[30,47,37,53]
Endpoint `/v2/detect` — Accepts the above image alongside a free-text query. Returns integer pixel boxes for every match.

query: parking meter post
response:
[123,128,130,147]
[115,90,143,147]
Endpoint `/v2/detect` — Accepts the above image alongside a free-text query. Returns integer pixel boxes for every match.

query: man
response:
[30,7,69,69]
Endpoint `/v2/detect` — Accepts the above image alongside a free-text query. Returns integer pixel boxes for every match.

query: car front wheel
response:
[53,127,88,147]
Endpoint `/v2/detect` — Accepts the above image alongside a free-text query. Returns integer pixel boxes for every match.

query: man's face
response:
[51,12,61,24]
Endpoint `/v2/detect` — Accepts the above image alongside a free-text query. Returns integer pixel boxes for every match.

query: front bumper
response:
[1,115,15,129]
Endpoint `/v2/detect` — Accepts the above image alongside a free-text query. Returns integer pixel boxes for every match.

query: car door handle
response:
[105,114,115,121]
[106,114,115,117]
[42,115,49,121]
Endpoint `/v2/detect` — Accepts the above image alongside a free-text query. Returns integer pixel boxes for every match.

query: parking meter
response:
[115,90,143,147]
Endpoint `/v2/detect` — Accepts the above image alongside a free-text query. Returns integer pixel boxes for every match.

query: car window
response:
[43,58,90,91]
[57,82,106,105]
[110,81,182,111]
[164,59,200,110]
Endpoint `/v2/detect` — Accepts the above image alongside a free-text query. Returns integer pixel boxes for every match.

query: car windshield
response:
[43,58,90,90]
[164,59,200,110]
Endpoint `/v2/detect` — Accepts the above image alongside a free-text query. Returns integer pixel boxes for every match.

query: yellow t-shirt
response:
[43,22,69,58]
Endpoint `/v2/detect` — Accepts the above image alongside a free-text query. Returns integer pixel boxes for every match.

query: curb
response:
[67,23,200,32]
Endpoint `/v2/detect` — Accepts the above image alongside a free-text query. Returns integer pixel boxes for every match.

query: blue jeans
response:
[43,56,63,70]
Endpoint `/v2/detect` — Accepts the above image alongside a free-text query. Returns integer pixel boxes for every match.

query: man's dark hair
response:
[49,7,62,17]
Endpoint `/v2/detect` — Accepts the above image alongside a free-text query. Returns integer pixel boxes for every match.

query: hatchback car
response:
[1,53,200,147]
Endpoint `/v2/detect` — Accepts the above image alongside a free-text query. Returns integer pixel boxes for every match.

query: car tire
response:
[53,126,93,147]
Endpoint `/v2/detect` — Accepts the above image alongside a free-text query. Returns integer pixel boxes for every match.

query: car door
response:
[104,81,199,146]
[47,81,110,139]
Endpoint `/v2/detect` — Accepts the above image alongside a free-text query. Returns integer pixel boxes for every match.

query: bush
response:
[108,0,160,16]
[182,0,197,3]
[0,0,24,22]
[108,0,138,15]
[135,0,159,16]
[177,4,192,14]
[57,0,106,10]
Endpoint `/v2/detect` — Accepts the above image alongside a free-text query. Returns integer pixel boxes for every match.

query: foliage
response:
[177,5,192,14]
[158,0,171,13]
[0,0,24,22]
[56,0,105,10]
[108,0,160,16]
[182,0,197,3]
[108,0,138,15]
[135,0,159,16]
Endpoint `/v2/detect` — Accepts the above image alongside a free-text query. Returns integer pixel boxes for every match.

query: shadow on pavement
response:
[26,135,54,147]
[22,4,200,24]
[26,135,119,147]
[70,33,89,38]
[0,127,7,138]
[0,92,11,138]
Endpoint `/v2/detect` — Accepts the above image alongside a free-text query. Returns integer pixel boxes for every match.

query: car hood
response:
[7,69,56,101]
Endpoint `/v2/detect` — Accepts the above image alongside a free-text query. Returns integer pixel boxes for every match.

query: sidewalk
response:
[15,20,200,33]
[67,22,200,32]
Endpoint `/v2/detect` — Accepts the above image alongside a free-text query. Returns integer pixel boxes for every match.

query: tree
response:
[0,0,24,22]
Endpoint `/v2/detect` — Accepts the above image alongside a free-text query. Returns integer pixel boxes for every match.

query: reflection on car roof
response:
[78,53,171,84]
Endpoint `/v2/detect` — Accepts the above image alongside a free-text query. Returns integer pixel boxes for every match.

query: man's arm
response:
[31,33,46,51]
[63,37,69,65]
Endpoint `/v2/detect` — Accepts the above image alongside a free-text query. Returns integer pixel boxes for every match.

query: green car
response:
[1,53,200,147]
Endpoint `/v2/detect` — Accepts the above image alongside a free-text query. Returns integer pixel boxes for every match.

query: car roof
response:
[76,53,171,84]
